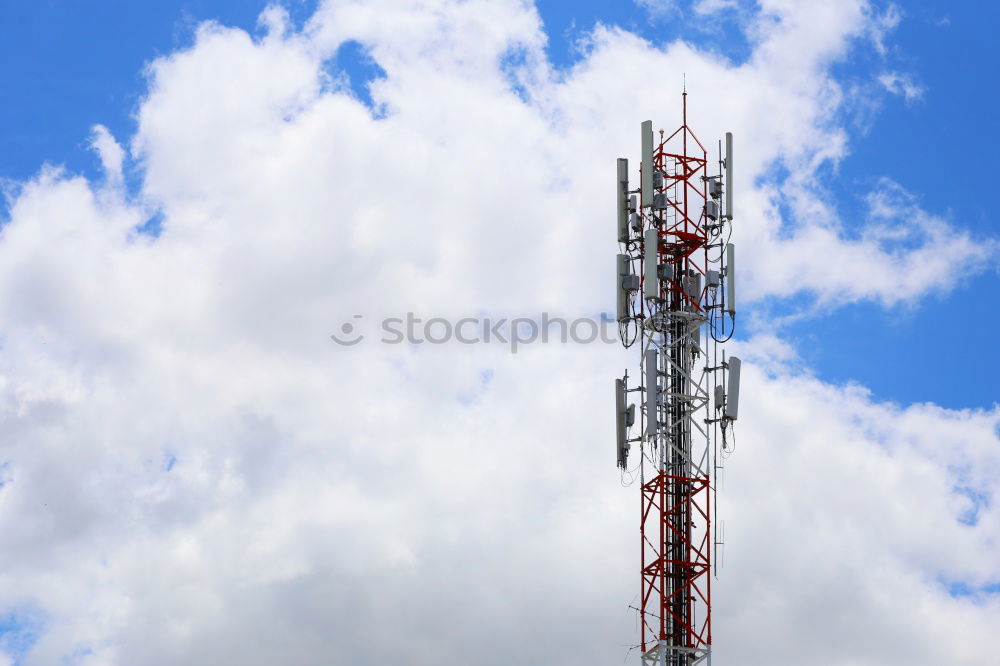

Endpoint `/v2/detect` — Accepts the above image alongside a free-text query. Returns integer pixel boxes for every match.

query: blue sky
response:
[2,0,996,409]
[0,608,43,666]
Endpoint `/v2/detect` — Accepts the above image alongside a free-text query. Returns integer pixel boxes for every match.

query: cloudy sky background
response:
[0,0,997,664]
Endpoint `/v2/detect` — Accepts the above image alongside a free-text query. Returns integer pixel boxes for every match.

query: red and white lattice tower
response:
[615,93,741,666]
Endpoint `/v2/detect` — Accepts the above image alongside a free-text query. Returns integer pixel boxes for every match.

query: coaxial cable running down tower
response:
[615,93,741,666]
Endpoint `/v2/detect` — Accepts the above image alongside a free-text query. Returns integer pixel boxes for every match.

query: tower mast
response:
[615,94,741,666]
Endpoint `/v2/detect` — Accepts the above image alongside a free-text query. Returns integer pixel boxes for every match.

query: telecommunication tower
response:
[614,93,741,666]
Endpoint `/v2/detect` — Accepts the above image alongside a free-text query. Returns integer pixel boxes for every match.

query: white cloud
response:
[635,0,679,19]
[715,340,1000,664]
[692,0,738,15]
[744,176,994,310]
[867,1,902,55]
[0,1,996,664]
[878,70,926,101]
[89,125,125,190]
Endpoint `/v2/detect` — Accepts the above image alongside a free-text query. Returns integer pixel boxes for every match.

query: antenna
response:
[617,254,635,322]
[643,228,659,300]
[612,92,742,666]
[726,243,736,316]
[725,357,741,421]
[616,378,631,468]
[725,132,734,219]
[641,121,654,208]
[617,158,629,242]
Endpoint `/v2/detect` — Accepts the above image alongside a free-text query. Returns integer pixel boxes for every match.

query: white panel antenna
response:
[617,158,629,242]
[725,356,741,420]
[725,243,736,316]
[643,229,659,300]
[641,120,654,207]
[616,378,630,467]
[725,132,733,219]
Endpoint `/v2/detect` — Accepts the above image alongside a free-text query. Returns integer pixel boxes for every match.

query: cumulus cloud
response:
[717,348,1000,664]
[0,1,996,664]
[744,176,994,310]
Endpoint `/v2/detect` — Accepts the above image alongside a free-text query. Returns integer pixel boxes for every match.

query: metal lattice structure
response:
[615,93,741,666]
